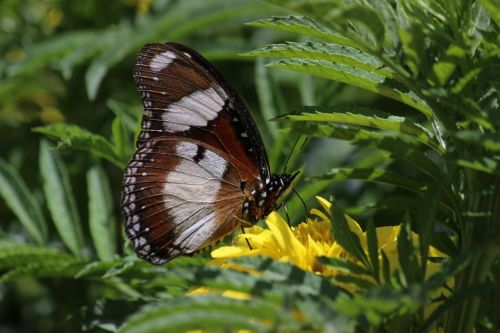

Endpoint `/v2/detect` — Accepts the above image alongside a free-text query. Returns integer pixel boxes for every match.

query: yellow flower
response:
[212,197,366,278]
[208,197,451,331]
[212,196,448,284]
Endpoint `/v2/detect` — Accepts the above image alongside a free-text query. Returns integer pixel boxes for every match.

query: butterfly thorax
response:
[242,173,297,223]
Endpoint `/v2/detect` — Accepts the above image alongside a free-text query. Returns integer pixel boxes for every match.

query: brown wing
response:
[121,137,244,264]
[133,42,270,187]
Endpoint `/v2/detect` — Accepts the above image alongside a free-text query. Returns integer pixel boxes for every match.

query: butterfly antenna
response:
[293,188,309,219]
[240,226,253,250]
[283,134,302,174]
[283,203,291,227]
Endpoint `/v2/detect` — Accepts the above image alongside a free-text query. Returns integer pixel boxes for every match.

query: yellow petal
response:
[315,196,332,214]
[222,290,252,301]
[310,208,329,223]
[345,214,367,249]
[211,246,250,258]
[266,212,306,266]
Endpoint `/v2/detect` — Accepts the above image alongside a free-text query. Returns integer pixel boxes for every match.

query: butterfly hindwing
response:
[121,137,243,264]
[134,43,270,185]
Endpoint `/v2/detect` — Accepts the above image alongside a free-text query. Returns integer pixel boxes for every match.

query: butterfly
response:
[121,43,298,264]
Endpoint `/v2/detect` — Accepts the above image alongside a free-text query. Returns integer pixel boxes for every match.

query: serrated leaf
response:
[294,123,443,180]
[33,123,124,168]
[87,165,116,260]
[330,206,369,268]
[268,59,432,117]
[431,45,466,86]
[244,41,395,79]
[74,258,123,278]
[39,140,84,257]
[278,106,443,154]
[0,243,73,270]
[365,0,399,48]
[318,256,371,276]
[339,4,386,47]
[118,296,294,333]
[0,258,86,283]
[247,15,355,46]
[0,159,47,245]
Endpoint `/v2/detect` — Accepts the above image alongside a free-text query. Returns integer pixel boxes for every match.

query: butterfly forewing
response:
[134,43,270,185]
[122,137,243,264]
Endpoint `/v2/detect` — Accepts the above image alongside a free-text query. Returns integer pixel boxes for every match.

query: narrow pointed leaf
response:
[87,165,116,260]
[366,220,380,282]
[39,140,84,257]
[278,106,443,154]
[294,123,443,181]
[247,15,355,46]
[0,159,47,245]
[268,59,432,117]
[244,42,396,79]
[33,124,124,168]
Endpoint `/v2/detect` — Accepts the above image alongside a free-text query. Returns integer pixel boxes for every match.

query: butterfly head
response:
[242,171,299,223]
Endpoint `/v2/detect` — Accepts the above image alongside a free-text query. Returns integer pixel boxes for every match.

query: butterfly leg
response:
[240,226,253,250]
[277,202,291,227]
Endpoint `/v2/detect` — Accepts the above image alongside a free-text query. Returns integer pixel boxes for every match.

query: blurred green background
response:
[0,1,426,331]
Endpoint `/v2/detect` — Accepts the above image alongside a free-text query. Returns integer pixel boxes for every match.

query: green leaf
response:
[420,283,491,333]
[381,250,392,284]
[33,123,124,168]
[267,59,432,117]
[0,159,47,245]
[112,114,132,163]
[396,222,421,285]
[118,296,294,333]
[457,157,499,174]
[366,220,380,282]
[310,167,428,194]
[398,25,424,76]
[339,4,386,47]
[318,256,371,276]
[293,123,443,181]
[479,0,500,27]
[278,106,443,154]
[85,28,134,100]
[330,206,369,269]
[255,57,279,138]
[244,41,395,79]
[39,140,84,257]
[431,45,467,86]
[365,0,399,48]
[247,15,355,47]
[0,258,86,283]
[0,243,73,270]
[87,165,116,260]
[5,31,101,79]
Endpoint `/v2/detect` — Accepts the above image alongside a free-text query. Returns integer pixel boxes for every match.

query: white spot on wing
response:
[198,149,227,178]
[161,86,226,132]
[160,141,232,251]
[150,51,176,72]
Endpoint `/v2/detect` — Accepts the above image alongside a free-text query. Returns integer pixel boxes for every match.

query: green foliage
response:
[1,0,500,332]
